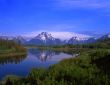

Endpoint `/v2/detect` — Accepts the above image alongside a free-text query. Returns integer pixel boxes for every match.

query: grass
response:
[0,47,27,58]
[0,52,27,57]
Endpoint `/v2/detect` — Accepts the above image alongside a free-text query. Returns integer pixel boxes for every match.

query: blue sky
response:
[0,0,110,36]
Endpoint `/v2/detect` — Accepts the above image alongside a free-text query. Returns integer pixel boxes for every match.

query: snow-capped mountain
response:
[23,32,92,41]
[35,32,55,41]
[50,32,91,41]
[99,34,110,40]
[95,34,110,45]
[97,34,110,42]
[68,36,96,44]
[68,37,78,44]
[0,32,99,45]
[28,32,62,45]
[13,36,26,44]
[27,32,96,45]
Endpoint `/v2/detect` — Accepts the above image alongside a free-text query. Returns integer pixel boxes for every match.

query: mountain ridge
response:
[0,32,109,45]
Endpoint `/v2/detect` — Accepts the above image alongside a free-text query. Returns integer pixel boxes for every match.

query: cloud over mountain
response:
[23,31,91,41]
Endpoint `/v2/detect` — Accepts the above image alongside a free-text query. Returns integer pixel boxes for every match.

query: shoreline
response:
[0,52,27,57]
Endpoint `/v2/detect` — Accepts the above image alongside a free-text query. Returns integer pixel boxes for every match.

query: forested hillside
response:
[0,39,26,55]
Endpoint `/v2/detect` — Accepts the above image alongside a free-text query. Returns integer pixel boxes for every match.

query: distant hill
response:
[68,37,96,44]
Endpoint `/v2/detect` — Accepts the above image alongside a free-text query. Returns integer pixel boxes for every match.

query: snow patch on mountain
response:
[34,32,55,41]
[23,31,92,41]
[49,32,91,41]
[108,34,110,38]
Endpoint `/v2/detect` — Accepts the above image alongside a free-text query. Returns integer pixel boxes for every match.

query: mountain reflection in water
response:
[28,49,60,62]
[0,48,74,80]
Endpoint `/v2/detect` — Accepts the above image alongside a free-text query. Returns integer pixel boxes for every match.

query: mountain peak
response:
[28,32,63,45]
[36,32,54,41]
[41,32,49,35]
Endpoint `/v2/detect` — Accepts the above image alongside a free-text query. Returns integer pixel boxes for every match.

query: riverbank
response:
[0,39,27,58]
[25,45,92,54]
[1,49,110,85]
[0,51,27,65]
[0,52,27,57]
[0,47,27,57]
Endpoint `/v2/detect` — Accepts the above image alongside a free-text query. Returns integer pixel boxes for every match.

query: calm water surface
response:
[0,48,76,80]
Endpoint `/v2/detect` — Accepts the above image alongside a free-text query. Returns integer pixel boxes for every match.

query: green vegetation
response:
[2,49,110,85]
[0,38,110,85]
[0,39,26,57]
